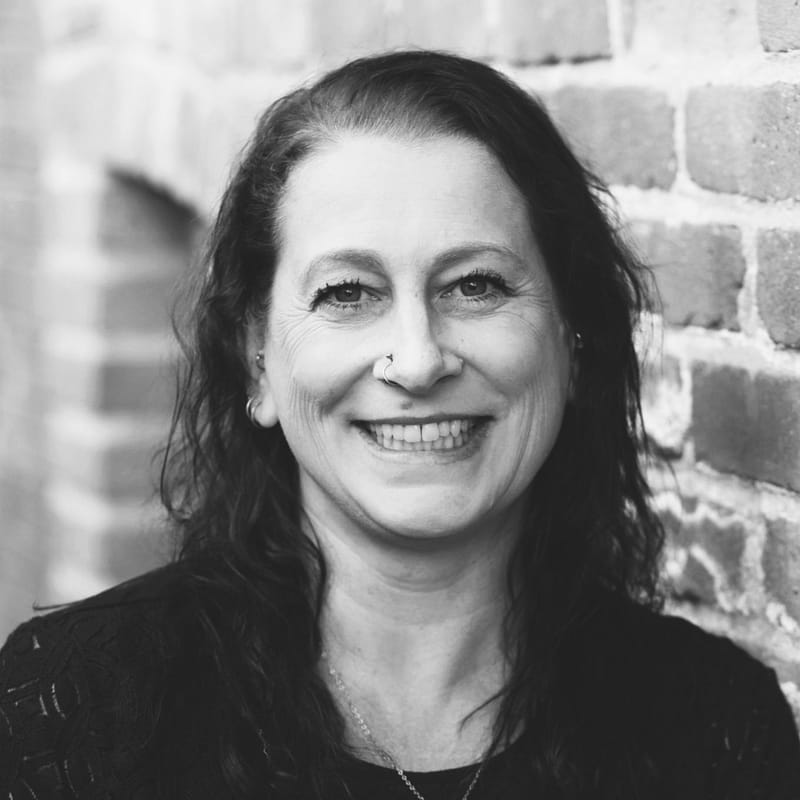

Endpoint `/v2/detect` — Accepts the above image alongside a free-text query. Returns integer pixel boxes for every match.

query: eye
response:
[446,269,510,303]
[331,283,362,303]
[459,275,490,297]
[311,279,376,313]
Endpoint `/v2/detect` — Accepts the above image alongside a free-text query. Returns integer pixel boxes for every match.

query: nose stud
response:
[382,354,398,387]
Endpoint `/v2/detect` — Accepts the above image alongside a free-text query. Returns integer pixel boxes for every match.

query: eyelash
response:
[310,278,365,311]
[453,269,510,302]
[310,269,511,312]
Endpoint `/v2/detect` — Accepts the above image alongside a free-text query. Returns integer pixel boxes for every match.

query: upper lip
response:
[356,415,489,425]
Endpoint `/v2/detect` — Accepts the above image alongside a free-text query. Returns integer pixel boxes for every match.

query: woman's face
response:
[253,134,573,544]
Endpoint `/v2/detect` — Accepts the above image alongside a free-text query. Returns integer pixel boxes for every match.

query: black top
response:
[1,562,799,799]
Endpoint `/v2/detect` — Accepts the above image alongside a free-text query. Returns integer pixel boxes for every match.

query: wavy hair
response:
[160,50,665,797]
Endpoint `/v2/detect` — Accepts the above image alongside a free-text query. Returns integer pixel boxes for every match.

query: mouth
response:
[355,417,490,452]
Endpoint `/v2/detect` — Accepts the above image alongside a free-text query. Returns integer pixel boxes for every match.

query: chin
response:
[372,506,490,544]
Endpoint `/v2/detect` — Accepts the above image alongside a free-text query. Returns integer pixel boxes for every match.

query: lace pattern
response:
[1,568,798,799]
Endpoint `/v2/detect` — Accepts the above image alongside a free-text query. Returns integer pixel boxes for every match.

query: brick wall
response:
[0,2,46,636]
[11,0,799,720]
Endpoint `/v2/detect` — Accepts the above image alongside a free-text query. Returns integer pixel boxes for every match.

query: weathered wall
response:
[0,1,46,635]
[7,0,799,720]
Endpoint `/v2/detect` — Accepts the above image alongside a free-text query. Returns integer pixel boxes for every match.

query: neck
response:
[315,516,516,682]
[305,508,521,768]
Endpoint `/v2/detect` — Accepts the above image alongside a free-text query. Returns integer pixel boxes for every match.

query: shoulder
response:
[1,561,192,673]
[580,590,800,798]
[0,561,198,797]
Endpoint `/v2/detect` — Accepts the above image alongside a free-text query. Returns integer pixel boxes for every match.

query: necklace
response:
[321,651,488,800]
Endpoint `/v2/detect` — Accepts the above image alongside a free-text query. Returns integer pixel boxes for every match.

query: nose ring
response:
[382,354,398,387]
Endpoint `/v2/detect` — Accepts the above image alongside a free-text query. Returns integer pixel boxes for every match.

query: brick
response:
[686,83,800,201]
[546,87,675,188]
[621,0,637,49]
[670,552,719,606]
[47,416,166,500]
[182,0,240,69]
[311,0,392,61]
[0,178,39,244]
[237,0,312,67]
[0,245,38,314]
[57,173,193,252]
[662,498,748,600]
[44,56,114,160]
[763,518,800,621]
[759,0,800,51]
[493,0,610,63]
[692,362,800,492]
[174,85,242,214]
[44,353,176,415]
[0,120,39,173]
[0,44,37,98]
[757,229,800,349]
[394,0,489,56]
[642,354,689,456]
[632,221,745,329]
[628,0,759,53]
[38,268,183,332]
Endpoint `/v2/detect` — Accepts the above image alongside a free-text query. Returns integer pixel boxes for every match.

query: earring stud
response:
[255,351,265,370]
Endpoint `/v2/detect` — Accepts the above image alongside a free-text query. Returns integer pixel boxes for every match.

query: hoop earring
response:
[246,396,262,427]
[382,354,398,387]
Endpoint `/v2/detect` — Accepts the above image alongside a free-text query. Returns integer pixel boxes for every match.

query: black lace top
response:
[1,563,799,799]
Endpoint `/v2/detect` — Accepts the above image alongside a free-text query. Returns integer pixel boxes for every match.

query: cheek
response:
[266,315,365,417]
[469,311,571,402]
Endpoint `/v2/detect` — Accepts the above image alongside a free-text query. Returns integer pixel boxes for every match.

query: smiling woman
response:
[1,51,799,800]
[255,135,571,543]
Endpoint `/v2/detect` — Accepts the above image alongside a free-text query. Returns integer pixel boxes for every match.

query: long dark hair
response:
[160,50,664,797]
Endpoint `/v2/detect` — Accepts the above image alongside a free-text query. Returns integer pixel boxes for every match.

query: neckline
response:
[344,729,527,778]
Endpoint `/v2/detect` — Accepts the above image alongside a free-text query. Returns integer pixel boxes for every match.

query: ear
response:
[253,366,279,428]
[246,330,279,429]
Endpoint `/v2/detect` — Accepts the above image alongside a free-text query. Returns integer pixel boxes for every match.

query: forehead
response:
[274,134,536,270]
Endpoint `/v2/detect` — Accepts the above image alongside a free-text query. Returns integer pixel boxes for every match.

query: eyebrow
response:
[299,242,528,289]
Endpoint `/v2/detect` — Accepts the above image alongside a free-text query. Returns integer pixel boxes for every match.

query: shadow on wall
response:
[1,171,207,639]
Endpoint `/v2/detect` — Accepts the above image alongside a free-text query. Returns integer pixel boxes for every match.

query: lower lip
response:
[355,420,490,459]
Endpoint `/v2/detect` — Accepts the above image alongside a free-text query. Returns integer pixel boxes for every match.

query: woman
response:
[1,51,798,799]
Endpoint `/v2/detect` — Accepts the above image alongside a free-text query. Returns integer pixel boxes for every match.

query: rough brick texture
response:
[547,86,675,188]
[686,83,800,201]
[757,229,800,349]
[641,354,689,457]
[763,518,800,621]
[493,0,610,63]
[632,221,745,328]
[692,362,800,492]
[662,498,749,606]
[758,0,800,51]
[4,0,799,720]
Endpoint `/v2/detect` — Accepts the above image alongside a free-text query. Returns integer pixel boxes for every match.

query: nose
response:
[377,305,463,393]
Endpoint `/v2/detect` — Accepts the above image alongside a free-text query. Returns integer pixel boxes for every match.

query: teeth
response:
[365,419,478,450]
[421,423,439,442]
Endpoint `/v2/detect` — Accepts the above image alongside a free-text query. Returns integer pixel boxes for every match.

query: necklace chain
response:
[321,651,487,800]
